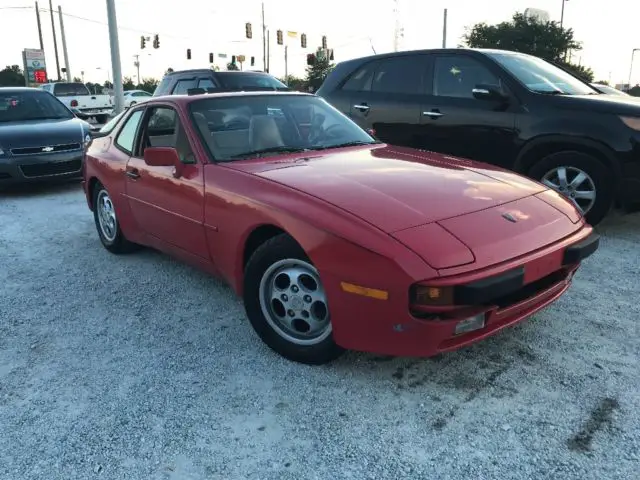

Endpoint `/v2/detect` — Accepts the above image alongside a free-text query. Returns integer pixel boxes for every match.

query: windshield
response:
[488,52,597,95]
[218,73,288,91]
[189,94,378,162]
[0,90,74,122]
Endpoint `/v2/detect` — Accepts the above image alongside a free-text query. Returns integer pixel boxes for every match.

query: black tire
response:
[528,151,613,226]
[243,234,344,365]
[95,114,108,124]
[92,182,139,254]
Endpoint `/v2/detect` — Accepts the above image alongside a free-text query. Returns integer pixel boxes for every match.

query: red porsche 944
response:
[82,91,599,364]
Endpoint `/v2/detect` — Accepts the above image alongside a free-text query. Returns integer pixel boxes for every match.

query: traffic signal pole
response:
[106,0,124,114]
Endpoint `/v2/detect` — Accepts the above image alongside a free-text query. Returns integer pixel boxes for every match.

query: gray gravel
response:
[1,182,639,480]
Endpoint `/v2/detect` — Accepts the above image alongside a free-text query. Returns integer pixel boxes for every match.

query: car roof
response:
[149,90,313,106]
[0,86,45,92]
[163,69,275,77]
[334,47,526,64]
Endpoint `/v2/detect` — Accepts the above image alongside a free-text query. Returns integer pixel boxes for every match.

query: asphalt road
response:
[1,182,638,480]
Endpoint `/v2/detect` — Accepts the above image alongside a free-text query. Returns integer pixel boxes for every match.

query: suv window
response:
[433,55,501,98]
[341,63,375,92]
[371,56,425,95]
[140,107,195,164]
[53,82,91,96]
[154,76,172,96]
[198,78,217,90]
[115,110,144,153]
[172,79,197,95]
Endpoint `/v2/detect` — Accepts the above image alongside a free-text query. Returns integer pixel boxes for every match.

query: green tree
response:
[226,62,239,71]
[138,77,159,93]
[305,54,334,92]
[280,75,309,92]
[103,80,113,89]
[462,12,594,82]
[0,65,25,86]
[593,79,610,86]
[122,76,135,90]
[629,85,640,97]
[72,76,82,82]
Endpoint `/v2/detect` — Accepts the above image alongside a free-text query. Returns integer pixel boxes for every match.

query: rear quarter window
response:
[153,76,172,96]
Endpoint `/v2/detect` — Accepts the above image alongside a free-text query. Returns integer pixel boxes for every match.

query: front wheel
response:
[243,234,344,365]
[92,182,139,254]
[528,151,613,226]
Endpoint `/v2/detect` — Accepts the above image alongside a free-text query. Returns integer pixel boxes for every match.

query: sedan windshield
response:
[0,90,73,122]
[189,94,378,162]
[488,52,597,95]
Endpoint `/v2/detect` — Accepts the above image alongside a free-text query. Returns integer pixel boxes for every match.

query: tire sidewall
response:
[92,183,127,252]
[243,235,343,365]
[528,151,613,226]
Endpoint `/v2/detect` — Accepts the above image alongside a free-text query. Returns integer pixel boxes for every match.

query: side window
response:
[114,110,144,154]
[341,63,375,92]
[433,56,502,99]
[172,79,197,95]
[197,78,217,90]
[371,56,425,95]
[143,107,195,164]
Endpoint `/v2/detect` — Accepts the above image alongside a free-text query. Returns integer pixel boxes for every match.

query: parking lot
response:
[1,182,638,480]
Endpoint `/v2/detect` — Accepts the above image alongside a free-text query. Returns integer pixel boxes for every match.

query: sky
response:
[1,0,638,86]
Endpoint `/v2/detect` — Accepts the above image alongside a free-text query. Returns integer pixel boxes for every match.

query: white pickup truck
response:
[40,82,113,124]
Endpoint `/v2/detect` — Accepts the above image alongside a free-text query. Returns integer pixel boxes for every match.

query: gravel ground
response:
[1,183,639,480]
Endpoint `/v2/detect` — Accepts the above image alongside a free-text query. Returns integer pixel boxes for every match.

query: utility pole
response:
[34,2,44,51]
[628,48,639,92]
[48,0,61,81]
[560,0,567,29]
[134,54,140,84]
[106,0,124,114]
[261,2,267,72]
[58,6,71,81]
[284,45,288,81]
[392,0,401,52]
[442,8,448,48]
[266,29,270,73]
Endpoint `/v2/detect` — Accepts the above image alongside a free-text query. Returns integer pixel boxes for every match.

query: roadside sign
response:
[237,55,246,63]
[22,48,48,87]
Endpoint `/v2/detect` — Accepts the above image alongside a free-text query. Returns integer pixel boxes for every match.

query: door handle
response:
[423,110,443,118]
[353,104,370,112]
[125,168,140,179]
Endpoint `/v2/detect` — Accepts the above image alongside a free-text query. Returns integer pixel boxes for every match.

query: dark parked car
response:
[0,87,92,187]
[317,48,640,225]
[153,69,289,96]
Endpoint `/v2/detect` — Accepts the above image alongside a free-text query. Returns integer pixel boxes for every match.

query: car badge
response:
[42,146,54,152]
[502,212,517,223]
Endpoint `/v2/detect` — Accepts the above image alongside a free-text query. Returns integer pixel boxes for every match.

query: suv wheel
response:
[528,151,613,226]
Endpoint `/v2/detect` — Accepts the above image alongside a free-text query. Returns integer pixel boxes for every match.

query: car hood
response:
[552,93,640,116]
[225,145,548,233]
[0,117,89,151]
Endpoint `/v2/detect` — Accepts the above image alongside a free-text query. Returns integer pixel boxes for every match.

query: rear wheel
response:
[92,182,139,254]
[243,234,344,365]
[528,151,613,226]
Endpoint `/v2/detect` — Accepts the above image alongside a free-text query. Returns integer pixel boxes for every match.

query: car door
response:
[347,54,428,147]
[419,53,518,167]
[122,104,209,259]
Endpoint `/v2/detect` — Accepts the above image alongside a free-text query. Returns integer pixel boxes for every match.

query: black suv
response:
[317,48,640,225]
[153,69,289,96]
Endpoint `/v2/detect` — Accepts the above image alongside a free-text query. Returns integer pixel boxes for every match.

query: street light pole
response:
[560,0,568,29]
[628,48,639,92]
[105,0,124,114]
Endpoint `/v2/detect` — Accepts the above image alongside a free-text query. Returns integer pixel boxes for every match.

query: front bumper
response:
[328,227,598,357]
[0,150,83,186]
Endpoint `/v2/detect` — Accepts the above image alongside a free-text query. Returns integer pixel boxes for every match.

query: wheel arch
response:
[87,176,101,210]
[513,135,622,182]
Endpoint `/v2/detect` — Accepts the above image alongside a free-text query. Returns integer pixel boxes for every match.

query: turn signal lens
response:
[412,285,454,306]
[620,116,640,131]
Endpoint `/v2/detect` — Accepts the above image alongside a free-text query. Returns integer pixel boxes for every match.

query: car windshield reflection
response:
[188,94,379,161]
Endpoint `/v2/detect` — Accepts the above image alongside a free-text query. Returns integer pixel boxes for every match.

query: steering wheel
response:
[309,123,348,145]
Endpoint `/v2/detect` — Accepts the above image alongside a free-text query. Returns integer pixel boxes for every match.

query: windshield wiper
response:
[531,89,566,95]
[229,146,309,159]
[308,140,380,151]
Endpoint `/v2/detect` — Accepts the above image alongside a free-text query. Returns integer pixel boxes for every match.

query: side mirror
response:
[144,146,180,167]
[472,84,508,101]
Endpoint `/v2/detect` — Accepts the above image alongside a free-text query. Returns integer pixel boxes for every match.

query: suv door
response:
[347,54,429,147]
[419,53,518,166]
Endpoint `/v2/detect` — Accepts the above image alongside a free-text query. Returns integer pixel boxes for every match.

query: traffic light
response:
[231,55,236,64]
[140,35,146,49]
[306,53,315,66]
[250,56,255,66]
[321,35,327,49]
[245,22,252,39]
[301,33,307,48]
[276,30,283,45]
[187,48,191,60]
[209,52,214,63]
[153,34,159,49]
[329,49,334,61]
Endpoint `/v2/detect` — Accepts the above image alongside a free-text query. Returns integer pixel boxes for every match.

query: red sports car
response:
[82,91,599,364]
